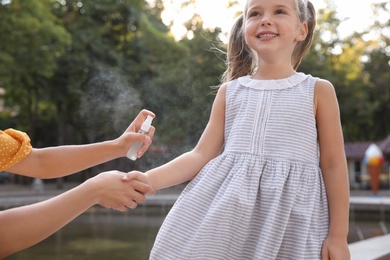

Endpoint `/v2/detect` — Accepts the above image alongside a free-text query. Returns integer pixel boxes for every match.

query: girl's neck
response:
[252,67,297,80]
[250,57,297,80]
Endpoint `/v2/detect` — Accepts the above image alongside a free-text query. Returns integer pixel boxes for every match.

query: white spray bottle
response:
[127,115,153,161]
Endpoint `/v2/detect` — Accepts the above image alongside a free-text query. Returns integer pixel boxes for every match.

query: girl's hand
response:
[321,235,350,260]
[122,171,155,195]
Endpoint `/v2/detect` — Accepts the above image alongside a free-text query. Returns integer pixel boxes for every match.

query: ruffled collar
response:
[237,72,309,90]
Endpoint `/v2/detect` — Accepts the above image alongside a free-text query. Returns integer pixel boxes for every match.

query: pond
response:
[8,205,390,259]
[8,206,169,260]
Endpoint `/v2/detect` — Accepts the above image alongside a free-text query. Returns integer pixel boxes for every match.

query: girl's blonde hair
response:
[221,0,316,83]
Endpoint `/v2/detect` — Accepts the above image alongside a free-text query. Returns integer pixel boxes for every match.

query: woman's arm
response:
[0,170,153,258]
[7,109,155,179]
[143,84,227,190]
[314,79,350,259]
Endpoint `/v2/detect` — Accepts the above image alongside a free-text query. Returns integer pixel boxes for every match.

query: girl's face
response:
[244,0,307,59]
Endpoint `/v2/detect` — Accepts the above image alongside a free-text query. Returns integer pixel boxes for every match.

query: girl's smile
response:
[256,31,279,40]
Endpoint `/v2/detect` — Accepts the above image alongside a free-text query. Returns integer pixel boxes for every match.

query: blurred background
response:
[0,0,390,258]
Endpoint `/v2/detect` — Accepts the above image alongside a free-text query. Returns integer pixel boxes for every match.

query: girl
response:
[141,0,350,259]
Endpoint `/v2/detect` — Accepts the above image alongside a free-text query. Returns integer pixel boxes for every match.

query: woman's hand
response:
[85,170,155,211]
[116,109,156,159]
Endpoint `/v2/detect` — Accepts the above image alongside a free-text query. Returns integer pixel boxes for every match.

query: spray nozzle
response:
[140,115,153,132]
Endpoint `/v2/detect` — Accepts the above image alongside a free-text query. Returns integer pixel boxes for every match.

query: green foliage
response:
[300,3,390,142]
[359,1,390,141]
[0,0,71,135]
[140,15,225,152]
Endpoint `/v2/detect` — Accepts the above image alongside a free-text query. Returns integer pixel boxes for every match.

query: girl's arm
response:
[0,170,153,258]
[145,84,227,190]
[314,79,350,259]
[7,109,155,179]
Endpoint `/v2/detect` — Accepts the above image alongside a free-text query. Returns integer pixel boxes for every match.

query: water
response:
[8,206,169,260]
[7,205,390,259]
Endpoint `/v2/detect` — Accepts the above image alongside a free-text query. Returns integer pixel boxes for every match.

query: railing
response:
[349,234,390,260]
[349,196,390,260]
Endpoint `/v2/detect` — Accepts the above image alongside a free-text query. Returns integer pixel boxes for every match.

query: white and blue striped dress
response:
[150,73,329,260]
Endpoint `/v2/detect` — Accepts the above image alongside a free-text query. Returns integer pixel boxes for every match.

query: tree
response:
[49,0,150,146]
[0,0,71,138]
[140,13,225,149]
[300,4,375,142]
[49,0,189,172]
[359,1,390,140]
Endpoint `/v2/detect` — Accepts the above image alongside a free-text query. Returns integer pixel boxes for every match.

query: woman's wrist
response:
[99,139,124,159]
[79,177,101,206]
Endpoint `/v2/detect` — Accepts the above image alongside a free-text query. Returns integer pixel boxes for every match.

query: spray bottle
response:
[127,115,154,161]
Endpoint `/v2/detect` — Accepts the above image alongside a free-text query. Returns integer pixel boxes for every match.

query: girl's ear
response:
[296,22,308,41]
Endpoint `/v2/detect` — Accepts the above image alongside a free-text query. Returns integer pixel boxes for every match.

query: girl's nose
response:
[261,19,271,26]
[261,15,272,26]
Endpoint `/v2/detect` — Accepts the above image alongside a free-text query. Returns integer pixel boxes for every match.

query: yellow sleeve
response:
[0,128,33,171]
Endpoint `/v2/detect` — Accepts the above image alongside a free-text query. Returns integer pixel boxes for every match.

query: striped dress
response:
[150,73,329,260]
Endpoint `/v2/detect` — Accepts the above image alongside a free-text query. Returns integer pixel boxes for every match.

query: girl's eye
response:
[249,11,261,17]
[275,9,287,15]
